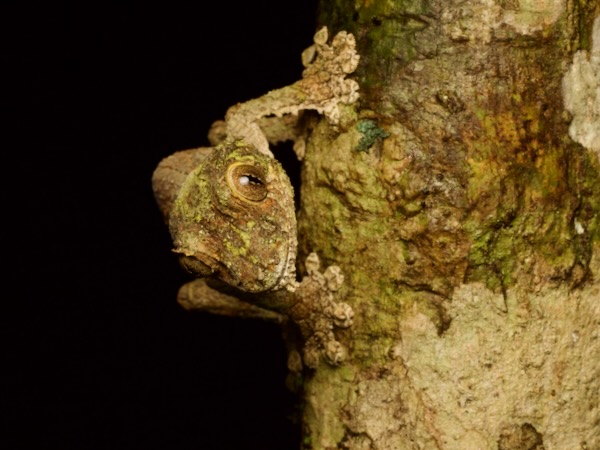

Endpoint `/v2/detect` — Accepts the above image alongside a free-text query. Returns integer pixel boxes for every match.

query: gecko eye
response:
[227,163,268,202]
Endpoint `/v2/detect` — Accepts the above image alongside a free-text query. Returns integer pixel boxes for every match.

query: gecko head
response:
[168,140,297,293]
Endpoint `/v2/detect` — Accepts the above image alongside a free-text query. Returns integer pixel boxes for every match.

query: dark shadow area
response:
[4,2,318,449]
[273,141,303,209]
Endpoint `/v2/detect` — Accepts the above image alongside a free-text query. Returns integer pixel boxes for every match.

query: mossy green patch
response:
[465,138,600,290]
[355,119,390,153]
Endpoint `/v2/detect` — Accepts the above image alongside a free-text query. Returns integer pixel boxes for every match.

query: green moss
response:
[355,119,390,152]
[465,137,600,290]
[302,435,312,447]
[337,364,357,382]
[352,336,397,364]
[319,0,432,98]
[575,0,599,52]
[574,150,600,244]
[302,365,355,447]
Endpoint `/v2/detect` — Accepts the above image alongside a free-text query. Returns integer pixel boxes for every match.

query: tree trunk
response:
[295,1,600,448]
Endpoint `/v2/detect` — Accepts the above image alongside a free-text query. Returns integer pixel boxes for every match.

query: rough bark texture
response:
[294,1,600,448]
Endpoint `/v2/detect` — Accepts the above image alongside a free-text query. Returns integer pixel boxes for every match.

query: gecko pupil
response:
[239,174,263,186]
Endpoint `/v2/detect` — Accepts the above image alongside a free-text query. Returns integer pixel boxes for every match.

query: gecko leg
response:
[178,278,285,323]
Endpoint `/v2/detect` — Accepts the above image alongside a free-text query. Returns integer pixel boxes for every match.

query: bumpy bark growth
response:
[294,1,600,448]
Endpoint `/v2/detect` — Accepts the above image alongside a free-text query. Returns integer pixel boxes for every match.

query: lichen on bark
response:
[295,0,600,448]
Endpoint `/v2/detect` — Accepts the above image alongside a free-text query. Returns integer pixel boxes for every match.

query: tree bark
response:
[294,1,600,448]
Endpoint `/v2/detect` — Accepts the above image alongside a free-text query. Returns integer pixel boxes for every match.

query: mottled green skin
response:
[169,140,297,293]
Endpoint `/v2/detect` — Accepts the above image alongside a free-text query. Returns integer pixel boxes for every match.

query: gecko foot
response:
[289,252,354,369]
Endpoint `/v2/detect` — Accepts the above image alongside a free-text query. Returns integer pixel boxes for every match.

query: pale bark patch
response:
[397,250,600,449]
[441,0,564,43]
[562,15,600,157]
[501,0,565,35]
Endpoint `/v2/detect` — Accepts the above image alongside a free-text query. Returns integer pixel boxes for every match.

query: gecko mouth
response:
[177,240,293,293]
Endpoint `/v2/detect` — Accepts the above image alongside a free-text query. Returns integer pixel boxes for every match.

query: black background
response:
[5,2,320,449]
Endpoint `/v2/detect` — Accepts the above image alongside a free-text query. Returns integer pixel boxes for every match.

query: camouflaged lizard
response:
[152,27,358,369]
